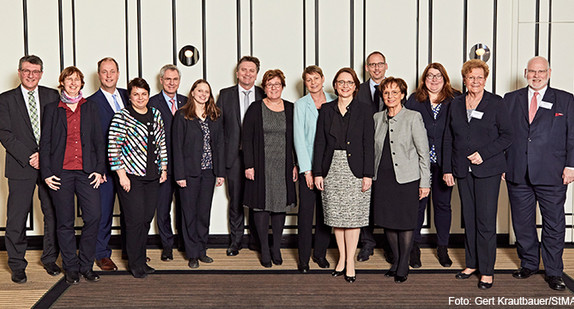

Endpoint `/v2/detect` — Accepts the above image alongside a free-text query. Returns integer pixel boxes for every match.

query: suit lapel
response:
[232,85,241,126]
[533,87,556,124]
[14,87,35,134]
[96,90,115,116]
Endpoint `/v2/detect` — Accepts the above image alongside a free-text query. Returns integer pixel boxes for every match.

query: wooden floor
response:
[2,247,574,308]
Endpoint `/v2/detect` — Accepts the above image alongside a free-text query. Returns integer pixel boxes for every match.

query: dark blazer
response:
[504,86,574,185]
[0,85,59,179]
[88,88,129,138]
[357,80,382,114]
[216,85,265,168]
[39,99,106,179]
[172,110,224,181]
[313,99,375,179]
[242,100,296,210]
[148,92,187,175]
[404,91,460,168]
[442,91,513,178]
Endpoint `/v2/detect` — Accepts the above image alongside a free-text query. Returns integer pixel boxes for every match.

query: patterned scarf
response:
[60,90,83,104]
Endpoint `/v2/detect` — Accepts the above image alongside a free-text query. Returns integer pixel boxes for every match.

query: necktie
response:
[170,99,177,115]
[373,86,382,111]
[28,91,40,143]
[243,90,251,113]
[529,92,539,123]
[112,94,122,112]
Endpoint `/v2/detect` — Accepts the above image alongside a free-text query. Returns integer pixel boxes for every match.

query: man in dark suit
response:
[356,51,392,263]
[88,57,129,271]
[504,56,574,291]
[147,64,187,261]
[0,55,61,283]
[217,56,265,256]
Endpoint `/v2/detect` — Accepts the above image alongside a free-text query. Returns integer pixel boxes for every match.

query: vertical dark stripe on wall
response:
[57,0,64,71]
[428,0,433,64]
[547,0,552,67]
[172,0,177,65]
[415,0,420,88]
[492,0,497,93]
[349,0,354,68]
[315,0,319,65]
[236,0,241,61]
[23,0,29,55]
[137,0,142,77]
[362,0,366,81]
[535,0,540,56]
[302,0,306,95]
[462,0,468,93]
[72,0,77,66]
[202,0,207,80]
[249,0,253,56]
[125,0,130,84]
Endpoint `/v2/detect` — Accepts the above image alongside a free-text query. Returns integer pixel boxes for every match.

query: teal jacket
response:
[293,91,337,173]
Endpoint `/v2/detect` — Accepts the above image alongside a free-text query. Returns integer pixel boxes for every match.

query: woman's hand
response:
[467,152,483,165]
[176,179,186,188]
[292,166,298,182]
[314,176,324,191]
[443,173,455,187]
[45,175,61,191]
[361,177,372,192]
[245,168,255,180]
[117,169,131,192]
[89,172,103,189]
[419,187,430,200]
[216,177,225,187]
[159,170,167,183]
[304,172,314,190]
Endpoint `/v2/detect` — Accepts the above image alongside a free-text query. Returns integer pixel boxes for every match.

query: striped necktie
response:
[28,91,40,143]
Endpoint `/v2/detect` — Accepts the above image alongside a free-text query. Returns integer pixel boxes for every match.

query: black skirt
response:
[372,133,419,230]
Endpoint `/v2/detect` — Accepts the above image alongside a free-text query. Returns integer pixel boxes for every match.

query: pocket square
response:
[555,113,564,117]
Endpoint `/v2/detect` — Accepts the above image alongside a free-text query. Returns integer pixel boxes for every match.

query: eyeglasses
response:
[266,83,282,89]
[367,62,386,69]
[466,76,484,82]
[382,90,401,98]
[336,80,355,87]
[426,73,443,81]
[20,69,42,76]
[526,69,548,75]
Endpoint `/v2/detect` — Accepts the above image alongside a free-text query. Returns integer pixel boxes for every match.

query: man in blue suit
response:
[504,56,574,291]
[147,64,187,261]
[88,57,129,271]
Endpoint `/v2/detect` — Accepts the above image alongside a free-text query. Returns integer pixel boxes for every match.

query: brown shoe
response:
[96,257,118,271]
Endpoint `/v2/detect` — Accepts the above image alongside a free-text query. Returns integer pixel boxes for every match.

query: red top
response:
[59,98,86,170]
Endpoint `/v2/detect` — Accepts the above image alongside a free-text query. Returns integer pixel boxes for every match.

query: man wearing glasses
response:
[0,55,61,283]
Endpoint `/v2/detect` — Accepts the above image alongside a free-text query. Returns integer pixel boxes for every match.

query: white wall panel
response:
[432,0,464,91]
[175,0,204,92]
[27,0,61,88]
[467,0,494,93]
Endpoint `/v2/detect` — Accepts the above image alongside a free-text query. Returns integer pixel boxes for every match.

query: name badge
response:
[540,101,553,109]
[471,110,484,119]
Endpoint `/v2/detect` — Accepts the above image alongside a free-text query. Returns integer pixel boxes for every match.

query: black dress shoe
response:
[312,257,330,269]
[437,245,453,267]
[11,270,27,284]
[161,249,173,261]
[344,274,356,283]
[512,267,537,279]
[272,256,283,266]
[260,260,272,268]
[455,270,476,279]
[409,242,421,268]
[130,268,148,279]
[65,271,80,284]
[298,264,310,273]
[357,247,374,262]
[80,270,100,282]
[545,276,566,291]
[394,275,408,283]
[188,258,199,268]
[331,268,345,277]
[43,262,62,276]
[199,255,214,263]
[385,270,397,277]
[145,264,155,274]
[478,281,493,289]
[226,248,239,256]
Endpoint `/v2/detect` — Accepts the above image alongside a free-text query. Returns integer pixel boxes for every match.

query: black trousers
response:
[458,173,500,276]
[507,180,567,277]
[180,170,216,259]
[50,170,101,273]
[156,173,182,251]
[414,163,453,246]
[226,156,258,250]
[5,176,59,272]
[297,174,330,265]
[117,175,159,272]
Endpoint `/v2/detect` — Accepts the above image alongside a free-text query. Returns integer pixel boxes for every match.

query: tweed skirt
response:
[322,150,370,228]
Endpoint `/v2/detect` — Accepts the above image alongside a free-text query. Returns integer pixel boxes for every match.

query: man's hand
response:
[29,152,39,169]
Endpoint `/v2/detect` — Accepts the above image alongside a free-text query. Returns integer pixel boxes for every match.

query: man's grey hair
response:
[160,64,181,79]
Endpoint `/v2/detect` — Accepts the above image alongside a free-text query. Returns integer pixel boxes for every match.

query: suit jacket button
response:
[395,163,398,166]
[390,129,393,132]
[392,152,395,155]
[390,141,393,143]
[348,153,351,157]
[347,141,350,144]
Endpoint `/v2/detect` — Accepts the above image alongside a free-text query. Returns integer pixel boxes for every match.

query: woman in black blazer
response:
[173,79,224,268]
[404,63,460,268]
[313,67,374,283]
[40,66,105,284]
[443,59,513,289]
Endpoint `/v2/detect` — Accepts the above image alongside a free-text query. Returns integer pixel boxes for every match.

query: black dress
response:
[372,126,419,230]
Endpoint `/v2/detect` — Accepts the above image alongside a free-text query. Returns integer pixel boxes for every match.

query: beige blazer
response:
[373,107,430,187]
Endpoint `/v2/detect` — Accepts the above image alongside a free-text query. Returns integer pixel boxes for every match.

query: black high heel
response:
[331,268,345,277]
[344,274,356,283]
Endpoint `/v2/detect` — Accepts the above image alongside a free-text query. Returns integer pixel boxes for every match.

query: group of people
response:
[0,51,571,292]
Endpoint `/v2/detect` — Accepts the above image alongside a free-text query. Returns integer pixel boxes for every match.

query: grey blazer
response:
[373,107,431,187]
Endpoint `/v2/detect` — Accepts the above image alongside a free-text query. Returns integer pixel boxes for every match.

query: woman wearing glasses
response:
[242,69,298,268]
[372,77,430,284]
[443,60,513,289]
[313,68,374,283]
[404,63,460,268]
